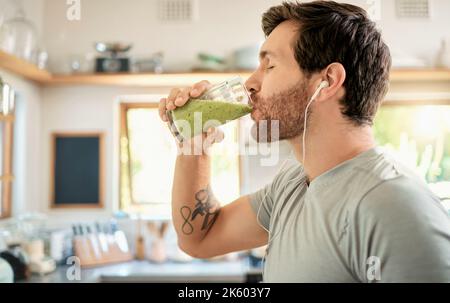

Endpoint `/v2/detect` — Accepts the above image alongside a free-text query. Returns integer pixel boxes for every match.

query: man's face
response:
[245,21,310,142]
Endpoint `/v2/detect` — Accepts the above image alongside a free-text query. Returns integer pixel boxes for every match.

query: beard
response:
[250,79,309,143]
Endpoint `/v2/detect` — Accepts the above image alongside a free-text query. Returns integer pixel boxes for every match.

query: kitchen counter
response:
[21,258,262,283]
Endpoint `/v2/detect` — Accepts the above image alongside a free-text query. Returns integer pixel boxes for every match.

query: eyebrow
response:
[259,50,276,60]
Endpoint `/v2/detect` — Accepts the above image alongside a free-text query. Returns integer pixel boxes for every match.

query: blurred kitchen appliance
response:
[94,42,132,73]
[0,257,13,283]
[0,244,30,281]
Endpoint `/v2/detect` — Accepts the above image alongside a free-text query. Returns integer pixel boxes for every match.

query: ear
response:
[317,63,346,102]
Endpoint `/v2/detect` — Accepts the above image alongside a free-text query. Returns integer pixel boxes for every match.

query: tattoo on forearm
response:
[180,206,194,235]
[179,185,220,235]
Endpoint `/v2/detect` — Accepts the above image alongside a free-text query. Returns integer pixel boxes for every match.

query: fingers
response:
[166,88,181,110]
[163,80,214,144]
[190,80,212,98]
[174,87,191,107]
[165,80,212,112]
[158,98,168,122]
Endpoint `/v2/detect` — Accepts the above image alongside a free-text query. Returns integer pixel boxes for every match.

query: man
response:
[159,1,450,282]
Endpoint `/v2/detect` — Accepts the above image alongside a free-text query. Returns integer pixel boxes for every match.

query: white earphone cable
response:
[255,81,328,279]
[303,81,328,165]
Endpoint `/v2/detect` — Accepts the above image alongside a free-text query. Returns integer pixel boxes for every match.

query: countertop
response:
[21,258,262,283]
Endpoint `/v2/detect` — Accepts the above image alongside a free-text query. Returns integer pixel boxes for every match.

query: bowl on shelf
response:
[94,42,132,56]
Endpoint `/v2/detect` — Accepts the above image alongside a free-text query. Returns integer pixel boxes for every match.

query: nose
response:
[245,71,261,97]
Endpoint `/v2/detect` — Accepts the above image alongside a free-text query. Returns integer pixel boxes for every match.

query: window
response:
[373,102,450,203]
[119,102,241,217]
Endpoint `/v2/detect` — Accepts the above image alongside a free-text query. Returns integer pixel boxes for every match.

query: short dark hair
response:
[262,1,391,125]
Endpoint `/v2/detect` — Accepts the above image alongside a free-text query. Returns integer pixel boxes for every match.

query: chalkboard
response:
[51,133,104,208]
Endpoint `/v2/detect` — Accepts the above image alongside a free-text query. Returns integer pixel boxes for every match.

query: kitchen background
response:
[0,0,449,282]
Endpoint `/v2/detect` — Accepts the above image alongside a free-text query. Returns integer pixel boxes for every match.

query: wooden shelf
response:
[1,50,450,87]
[46,69,450,87]
[389,68,450,82]
[0,50,51,83]
[47,72,253,87]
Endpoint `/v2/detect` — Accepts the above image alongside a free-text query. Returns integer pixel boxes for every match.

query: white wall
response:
[40,0,450,72]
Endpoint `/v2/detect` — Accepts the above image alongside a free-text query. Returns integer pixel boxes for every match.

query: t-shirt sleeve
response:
[249,182,275,232]
[354,176,450,283]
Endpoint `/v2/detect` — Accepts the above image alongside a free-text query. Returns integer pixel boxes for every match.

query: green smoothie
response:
[168,99,252,141]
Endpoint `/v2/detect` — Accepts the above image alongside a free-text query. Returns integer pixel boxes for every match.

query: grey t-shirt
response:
[249,147,450,282]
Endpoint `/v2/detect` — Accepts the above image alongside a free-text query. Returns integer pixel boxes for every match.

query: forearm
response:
[171,154,221,252]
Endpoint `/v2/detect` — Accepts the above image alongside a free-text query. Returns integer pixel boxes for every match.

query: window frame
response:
[0,113,14,219]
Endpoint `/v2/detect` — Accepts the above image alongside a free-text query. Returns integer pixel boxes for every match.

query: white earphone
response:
[309,81,329,104]
[256,80,329,280]
[302,80,329,165]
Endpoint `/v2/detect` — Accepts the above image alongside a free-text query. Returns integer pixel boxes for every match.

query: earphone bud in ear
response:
[309,81,329,102]
[319,80,330,89]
